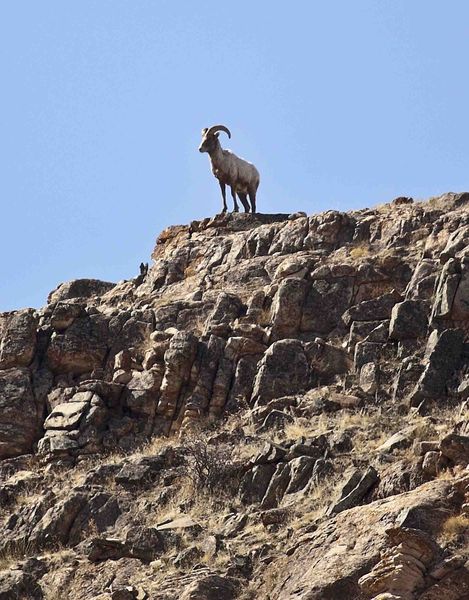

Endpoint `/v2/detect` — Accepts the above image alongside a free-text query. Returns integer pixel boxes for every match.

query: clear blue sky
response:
[2,1,468,311]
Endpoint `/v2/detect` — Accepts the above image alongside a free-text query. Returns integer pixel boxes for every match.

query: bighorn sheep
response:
[198,125,259,213]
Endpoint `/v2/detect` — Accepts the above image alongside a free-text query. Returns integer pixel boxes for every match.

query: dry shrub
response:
[180,438,242,499]
[439,514,469,543]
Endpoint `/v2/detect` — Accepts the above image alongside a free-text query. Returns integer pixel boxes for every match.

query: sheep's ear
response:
[215,132,219,138]
[201,128,208,136]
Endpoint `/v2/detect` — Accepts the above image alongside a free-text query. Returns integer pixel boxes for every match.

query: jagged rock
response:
[0,569,42,600]
[354,340,381,371]
[377,426,420,453]
[261,507,290,526]
[46,314,109,374]
[115,455,164,487]
[50,301,86,331]
[439,433,469,466]
[222,513,248,537]
[0,309,38,369]
[252,442,287,465]
[260,462,291,508]
[256,409,294,432]
[306,338,352,377]
[48,278,116,303]
[2,196,469,598]
[0,368,43,459]
[265,479,458,599]
[359,361,379,393]
[44,396,91,430]
[180,575,239,600]
[328,466,378,514]
[410,329,464,405]
[343,291,402,325]
[251,339,310,405]
[270,277,309,341]
[389,300,429,340]
[204,292,243,335]
[301,276,353,334]
[358,527,440,599]
[239,464,276,505]
[457,376,469,399]
[157,331,198,420]
[431,259,460,319]
[285,456,316,494]
[452,259,469,319]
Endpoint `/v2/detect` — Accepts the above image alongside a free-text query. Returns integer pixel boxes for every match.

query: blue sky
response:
[2,1,469,311]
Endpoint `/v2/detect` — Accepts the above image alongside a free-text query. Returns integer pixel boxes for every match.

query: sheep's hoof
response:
[233,208,239,213]
[221,208,227,214]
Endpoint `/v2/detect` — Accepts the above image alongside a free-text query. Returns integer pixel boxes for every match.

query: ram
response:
[199,125,260,213]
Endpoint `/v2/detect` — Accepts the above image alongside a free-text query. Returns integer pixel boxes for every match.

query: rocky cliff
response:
[0,192,468,599]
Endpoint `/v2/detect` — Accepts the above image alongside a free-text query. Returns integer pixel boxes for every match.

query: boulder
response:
[260,462,291,509]
[251,340,310,405]
[240,464,276,505]
[328,466,378,514]
[48,278,115,303]
[270,278,309,341]
[0,309,38,369]
[389,300,428,340]
[301,277,353,334]
[285,456,316,494]
[343,291,401,325]
[180,575,239,600]
[46,314,109,375]
[410,329,464,405]
[0,368,43,459]
[439,433,469,466]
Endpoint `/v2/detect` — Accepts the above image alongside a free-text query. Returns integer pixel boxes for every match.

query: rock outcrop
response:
[0,192,468,599]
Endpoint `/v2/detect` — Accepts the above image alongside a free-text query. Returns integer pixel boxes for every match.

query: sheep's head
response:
[198,125,231,153]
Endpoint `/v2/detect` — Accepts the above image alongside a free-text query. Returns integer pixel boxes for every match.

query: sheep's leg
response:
[231,187,239,213]
[248,187,257,213]
[219,181,227,213]
[238,193,250,213]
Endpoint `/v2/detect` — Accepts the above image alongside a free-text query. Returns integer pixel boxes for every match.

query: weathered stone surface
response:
[50,301,86,331]
[157,331,198,420]
[251,339,310,405]
[358,527,439,599]
[240,464,276,504]
[260,462,291,508]
[389,300,428,340]
[439,433,469,466]
[301,277,353,334]
[48,278,116,303]
[452,260,469,319]
[0,368,42,458]
[265,479,458,599]
[180,575,239,600]
[285,456,316,494]
[343,291,402,325]
[359,361,379,393]
[410,328,464,405]
[431,259,460,319]
[44,398,90,430]
[328,466,378,514]
[0,309,38,369]
[46,314,109,374]
[270,277,309,341]
[2,195,469,598]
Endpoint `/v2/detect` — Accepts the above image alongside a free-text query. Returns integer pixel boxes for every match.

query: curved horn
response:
[206,124,231,138]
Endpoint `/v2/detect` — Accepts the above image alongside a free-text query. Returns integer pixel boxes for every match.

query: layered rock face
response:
[0,192,468,599]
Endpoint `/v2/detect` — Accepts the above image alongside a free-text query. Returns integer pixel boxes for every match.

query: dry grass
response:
[349,244,371,259]
[438,514,469,544]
